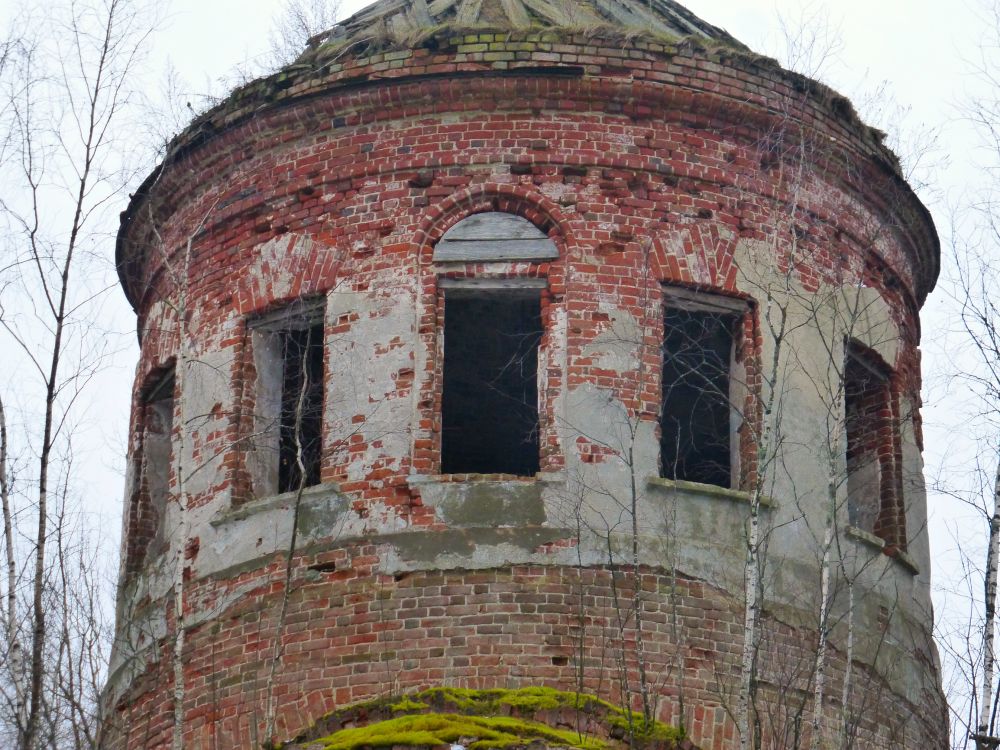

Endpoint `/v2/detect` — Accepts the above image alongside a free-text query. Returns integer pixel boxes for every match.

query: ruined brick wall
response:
[104,29,945,750]
[107,553,943,750]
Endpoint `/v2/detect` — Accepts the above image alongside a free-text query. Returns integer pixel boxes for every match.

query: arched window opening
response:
[433,211,558,477]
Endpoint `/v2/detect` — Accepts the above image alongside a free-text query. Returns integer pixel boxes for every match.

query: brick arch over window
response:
[413,184,573,267]
[233,233,344,317]
[649,224,741,290]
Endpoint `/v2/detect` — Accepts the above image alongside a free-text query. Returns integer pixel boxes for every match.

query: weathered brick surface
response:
[105,557,943,750]
[105,28,945,750]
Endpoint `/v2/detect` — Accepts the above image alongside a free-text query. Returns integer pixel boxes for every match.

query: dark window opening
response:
[845,343,895,537]
[441,290,542,476]
[278,323,324,493]
[249,299,326,499]
[660,302,738,488]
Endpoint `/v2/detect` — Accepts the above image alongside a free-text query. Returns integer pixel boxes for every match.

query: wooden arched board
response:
[432,212,558,262]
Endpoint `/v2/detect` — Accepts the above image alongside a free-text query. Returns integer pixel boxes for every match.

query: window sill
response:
[845,525,919,575]
[211,482,341,526]
[646,477,775,508]
[407,472,565,528]
[407,472,566,487]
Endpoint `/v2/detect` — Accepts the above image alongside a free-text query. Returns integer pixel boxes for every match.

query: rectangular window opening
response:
[441,287,542,476]
[844,343,893,536]
[143,369,176,508]
[250,299,325,497]
[660,290,743,488]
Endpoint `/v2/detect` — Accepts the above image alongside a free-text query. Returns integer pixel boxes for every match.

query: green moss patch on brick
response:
[312,713,605,750]
[283,687,688,750]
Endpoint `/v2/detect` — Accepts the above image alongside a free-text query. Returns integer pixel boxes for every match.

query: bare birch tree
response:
[719,16,939,744]
[0,1,156,747]
[943,211,1000,747]
[934,2,1000,745]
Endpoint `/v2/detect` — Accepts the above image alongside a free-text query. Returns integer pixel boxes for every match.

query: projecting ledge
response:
[845,524,920,576]
[646,477,776,508]
[406,471,567,487]
[209,481,344,527]
[406,472,566,528]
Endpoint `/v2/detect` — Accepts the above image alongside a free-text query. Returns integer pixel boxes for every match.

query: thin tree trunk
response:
[0,395,27,743]
[55,502,85,750]
[25,312,60,750]
[605,532,636,749]
[23,3,119,744]
[25,190,78,750]
[976,453,1000,747]
[739,491,761,750]
[629,440,653,725]
[739,297,786,750]
[810,521,834,750]
[171,231,194,750]
[263,333,314,745]
[840,580,855,745]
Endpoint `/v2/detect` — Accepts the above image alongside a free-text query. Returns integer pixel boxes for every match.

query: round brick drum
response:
[103,1,947,748]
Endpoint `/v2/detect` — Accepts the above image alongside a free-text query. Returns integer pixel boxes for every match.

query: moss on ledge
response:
[282,686,690,750]
[311,712,604,750]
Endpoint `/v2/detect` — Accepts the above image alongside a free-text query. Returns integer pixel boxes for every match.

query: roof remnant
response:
[306,0,746,54]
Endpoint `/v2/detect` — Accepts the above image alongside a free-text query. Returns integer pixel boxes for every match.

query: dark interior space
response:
[660,306,735,487]
[279,324,324,492]
[442,290,542,475]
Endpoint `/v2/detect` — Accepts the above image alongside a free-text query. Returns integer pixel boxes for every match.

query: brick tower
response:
[103,1,947,747]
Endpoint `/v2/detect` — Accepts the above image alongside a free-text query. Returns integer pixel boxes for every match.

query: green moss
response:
[313,713,605,750]
[494,685,579,712]
[390,697,430,712]
[413,685,611,715]
[607,714,685,743]
[290,687,686,750]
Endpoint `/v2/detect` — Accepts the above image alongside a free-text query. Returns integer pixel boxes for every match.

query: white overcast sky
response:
[157,0,979,128]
